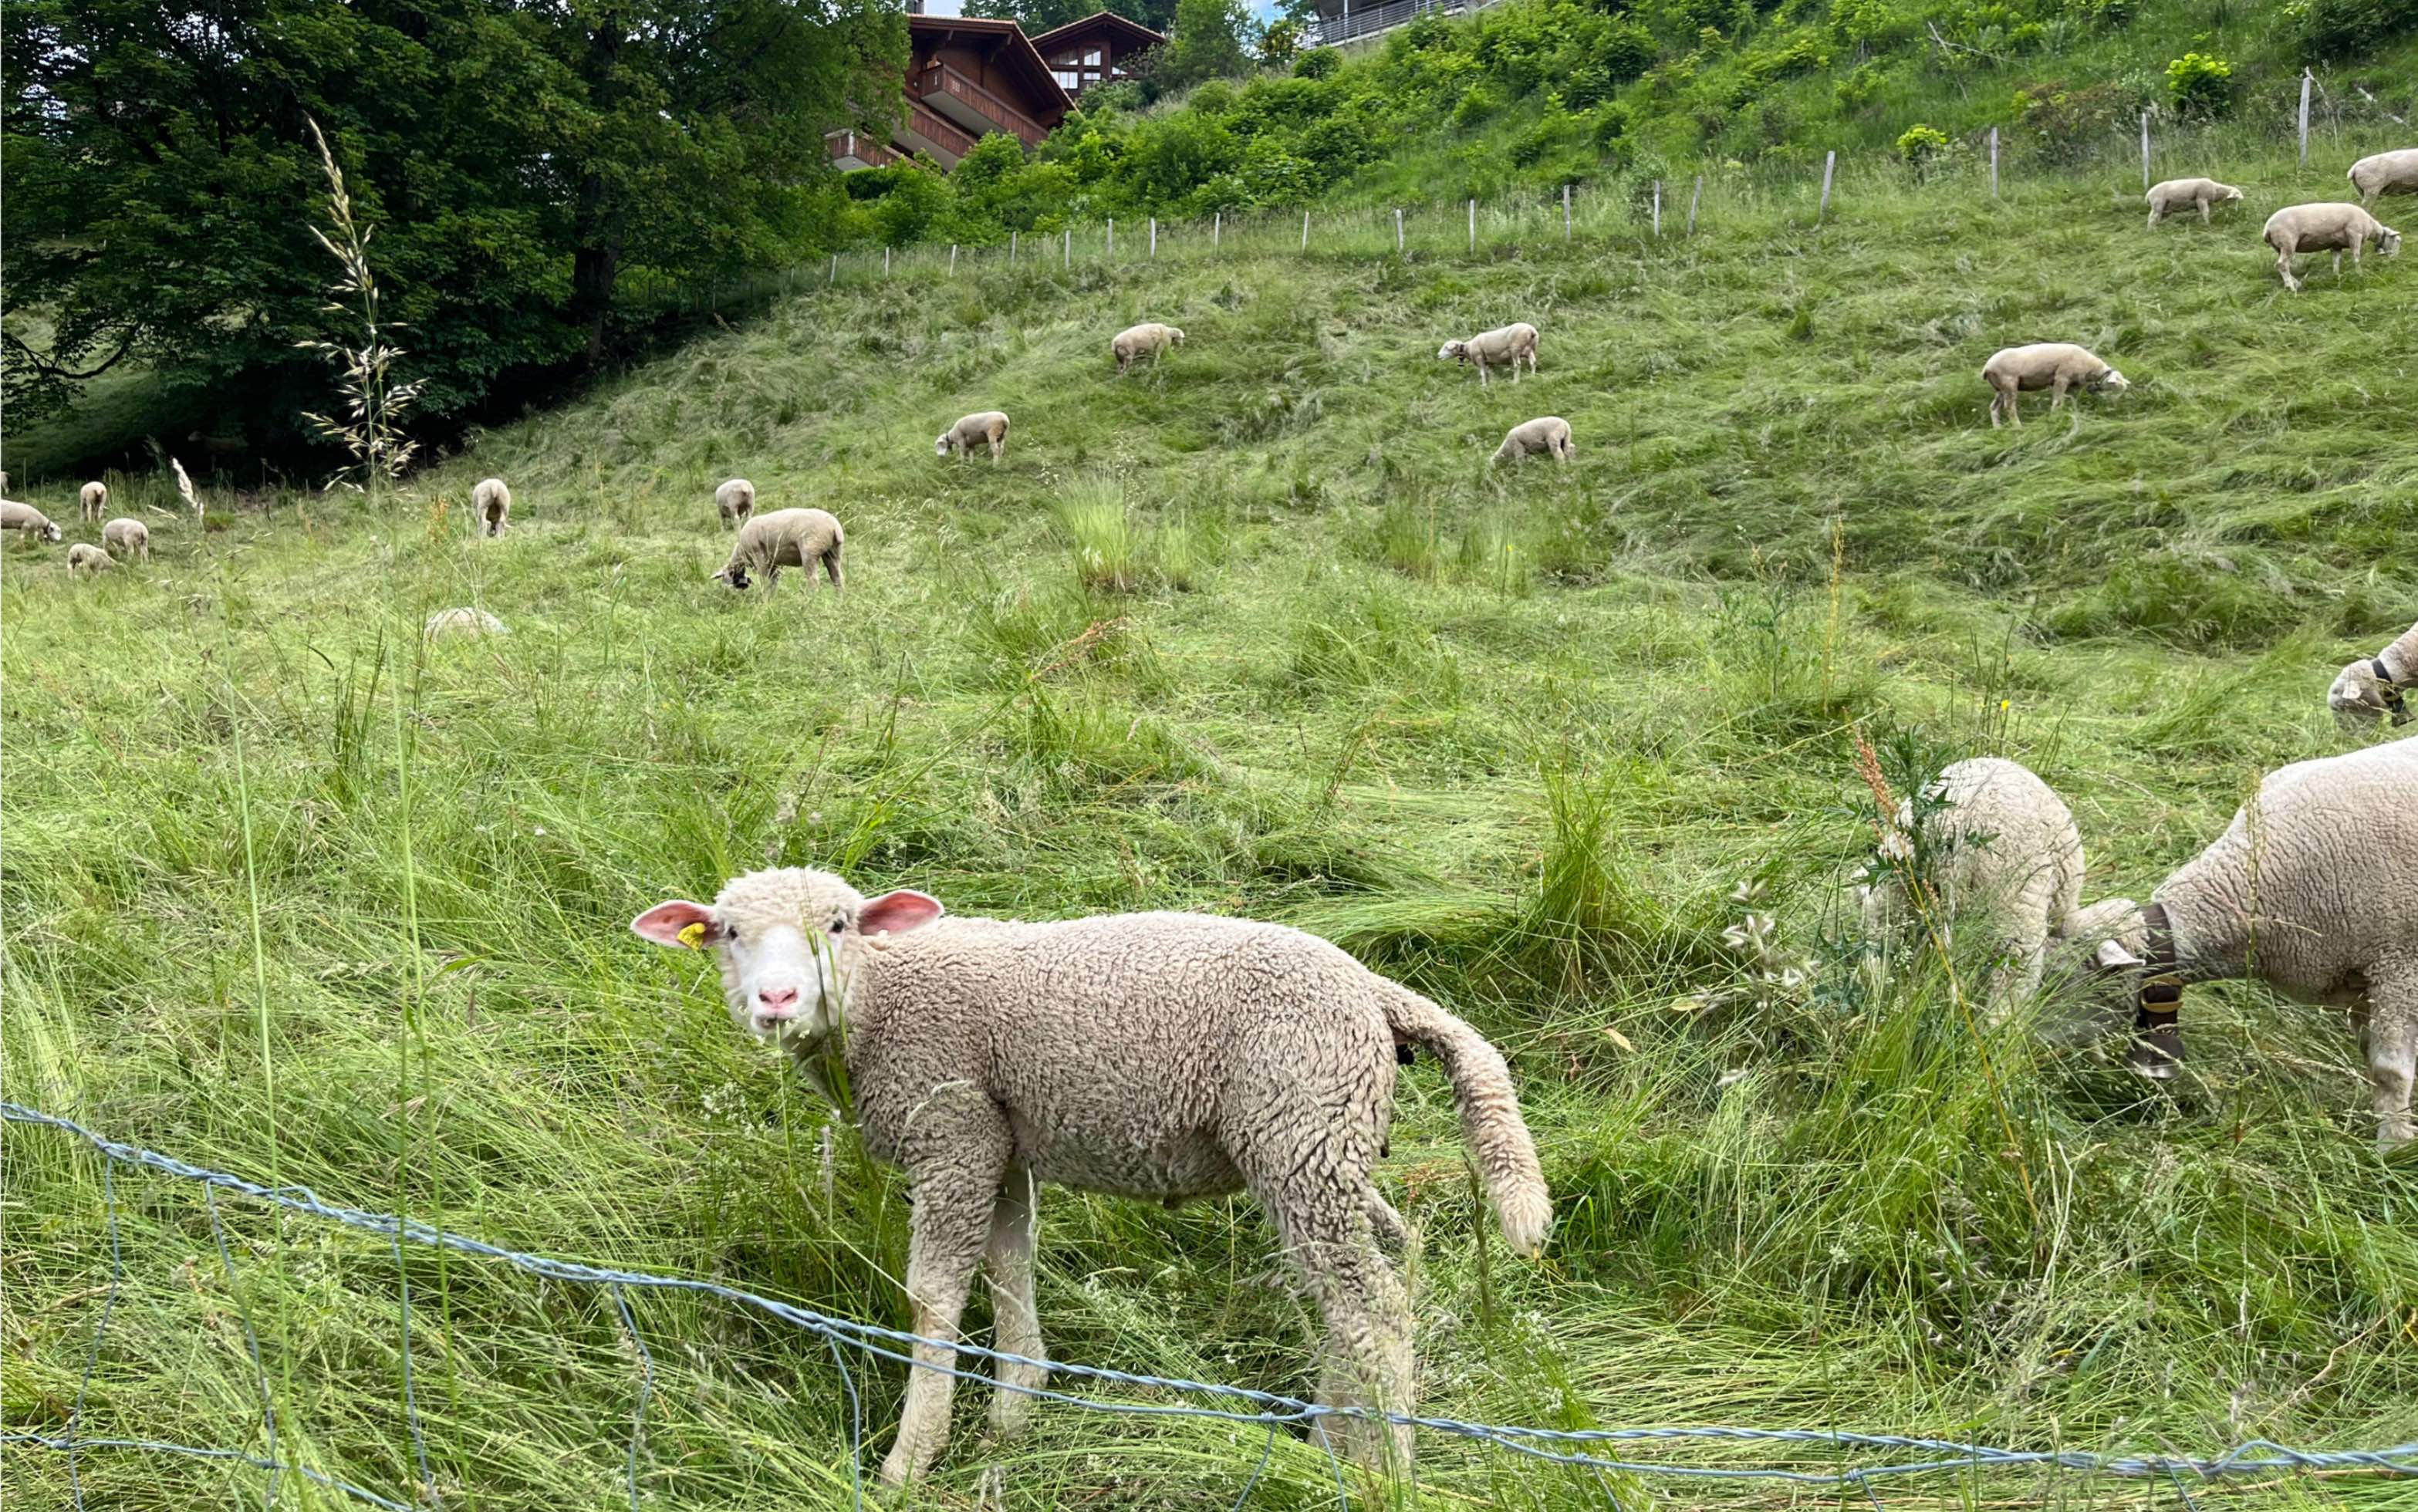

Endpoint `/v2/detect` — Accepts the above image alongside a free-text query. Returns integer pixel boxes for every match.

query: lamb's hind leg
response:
[821,544,845,590]
[878,1110,1011,1487]
[2363,967,2418,1149]
[983,1169,1049,1440]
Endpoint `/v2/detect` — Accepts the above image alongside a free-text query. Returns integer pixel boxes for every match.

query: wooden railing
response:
[1306,0,1471,45]
[913,60,1050,147]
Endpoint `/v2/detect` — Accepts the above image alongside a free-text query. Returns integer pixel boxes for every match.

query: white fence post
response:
[883,245,891,275]
[1396,208,1404,252]
[828,253,837,286]
[949,244,957,275]
[1301,210,1310,251]
[1214,211,1221,250]
[1467,197,1476,252]
[2140,110,2150,190]
[1011,231,1018,266]
[1687,174,1704,235]
[1562,184,1571,240]
[1652,179,1662,238]
[1064,227,1072,268]
[1819,150,1835,222]
[2299,69,2313,167]
[1989,127,1999,198]
[1107,218,1114,257]
[1150,218,1157,258]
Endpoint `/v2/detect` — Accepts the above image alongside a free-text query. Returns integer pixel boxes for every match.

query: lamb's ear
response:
[2093,938,2144,970]
[633,900,723,948]
[856,889,945,937]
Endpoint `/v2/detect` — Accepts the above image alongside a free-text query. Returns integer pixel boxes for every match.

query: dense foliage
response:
[2,0,901,438]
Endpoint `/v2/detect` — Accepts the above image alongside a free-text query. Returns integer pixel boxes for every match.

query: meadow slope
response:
[5,138,2418,1510]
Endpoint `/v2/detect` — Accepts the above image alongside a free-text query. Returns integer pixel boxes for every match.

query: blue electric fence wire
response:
[8,1099,2417,1511]
[65,1156,121,1512]
[613,1284,654,1507]
[204,1183,282,1509]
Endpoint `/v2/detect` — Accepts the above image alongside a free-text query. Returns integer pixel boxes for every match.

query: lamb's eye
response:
[829,919,846,935]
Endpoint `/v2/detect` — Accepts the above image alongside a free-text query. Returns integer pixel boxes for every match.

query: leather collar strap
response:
[2137,902,2180,1025]
[2376,659,2410,724]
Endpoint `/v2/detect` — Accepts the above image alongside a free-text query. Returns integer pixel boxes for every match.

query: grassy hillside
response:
[6,133,2418,1510]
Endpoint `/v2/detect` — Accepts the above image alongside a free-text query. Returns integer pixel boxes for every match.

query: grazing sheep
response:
[2146,177,2244,227]
[471,477,511,538]
[78,480,107,521]
[2327,620,2418,728]
[1437,322,1539,387]
[1491,416,1575,466]
[101,518,152,563]
[632,867,1550,1485]
[714,507,843,595]
[1857,758,2086,1012]
[423,607,508,639]
[66,543,113,576]
[935,411,1011,463]
[2263,203,2401,292]
[2069,739,2418,1143]
[1111,322,1185,373]
[714,478,756,531]
[2,499,64,543]
[2347,148,2418,205]
[1980,343,2129,428]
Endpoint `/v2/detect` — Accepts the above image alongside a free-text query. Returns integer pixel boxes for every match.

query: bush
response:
[1601,20,1658,83]
[1293,46,1342,79]
[1895,123,1950,162]
[2285,0,2416,60]
[2164,52,2233,116]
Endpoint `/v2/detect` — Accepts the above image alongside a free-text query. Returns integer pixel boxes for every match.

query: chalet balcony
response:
[1306,0,1469,46]
[914,60,1051,148]
[826,130,907,170]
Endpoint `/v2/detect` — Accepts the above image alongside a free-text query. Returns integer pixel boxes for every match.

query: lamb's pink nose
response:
[756,987,800,1018]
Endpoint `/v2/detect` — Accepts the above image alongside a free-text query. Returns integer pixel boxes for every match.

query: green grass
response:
[6,135,2418,1511]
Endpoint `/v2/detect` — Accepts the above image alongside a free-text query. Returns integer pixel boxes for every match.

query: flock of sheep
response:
[6,147,2415,1492]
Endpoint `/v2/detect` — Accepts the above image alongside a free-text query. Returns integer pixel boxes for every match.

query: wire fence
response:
[6,1099,2416,1509]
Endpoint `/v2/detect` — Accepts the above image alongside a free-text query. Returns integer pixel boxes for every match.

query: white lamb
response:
[1981,344,2129,428]
[471,478,511,538]
[2263,203,2401,292]
[2070,739,2418,1146]
[2,499,64,542]
[66,542,113,576]
[423,607,508,639]
[1438,322,1538,387]
[1111,322,1185,373]
[936,411,1010,463]
[102,518,152,562]
[2145,177,2244,227]
[78,480,108,522]
[2347,148,2418,205]
[1857,758,2086,1011]
[1491,416,1575,465]
[713,508,843,594]
[2328,620,2418,728]
[633,868,1549,1485]
[714,478,755,531]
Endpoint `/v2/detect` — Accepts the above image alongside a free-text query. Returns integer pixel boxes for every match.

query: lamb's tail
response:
[1380,984,1551,1257]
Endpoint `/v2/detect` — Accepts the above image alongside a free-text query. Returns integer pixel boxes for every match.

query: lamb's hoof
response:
[988,1395,1037,1443]
[2126,1025,2184,1081]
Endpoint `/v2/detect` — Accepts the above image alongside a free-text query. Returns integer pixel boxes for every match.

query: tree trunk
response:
[571,16,625,363]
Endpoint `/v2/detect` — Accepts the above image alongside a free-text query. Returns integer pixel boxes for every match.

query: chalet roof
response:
[1028,9,1169,55]
[908,14,1074,120]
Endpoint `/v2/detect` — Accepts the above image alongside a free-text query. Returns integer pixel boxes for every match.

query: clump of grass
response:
[296,117,422,501]
[1058,478,1140,592]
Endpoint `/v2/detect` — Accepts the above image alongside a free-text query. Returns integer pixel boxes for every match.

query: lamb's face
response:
[633,868,947,1045]
[2221,187,2243,202]
[41,522,62,543]
[714,564,751,591]
[2327,660,2405,727]
[1437,342,1465,363]
[2039,896,2150,1045]
[2379,227,2403,257]
[2095,366,2129,393]
[934,434,953,457]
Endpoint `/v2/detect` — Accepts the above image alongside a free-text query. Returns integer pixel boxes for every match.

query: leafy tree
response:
[1157,0,1253,88]
[2,0,901,435]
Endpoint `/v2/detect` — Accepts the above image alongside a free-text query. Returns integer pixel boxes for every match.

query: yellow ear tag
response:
[677,922,709,950]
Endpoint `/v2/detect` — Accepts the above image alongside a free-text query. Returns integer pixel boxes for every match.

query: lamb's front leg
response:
[983,1169,1049,1441]
[880,1115,1011,1487]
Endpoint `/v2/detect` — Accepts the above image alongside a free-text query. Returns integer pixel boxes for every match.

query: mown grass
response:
[5,134,2418,1511]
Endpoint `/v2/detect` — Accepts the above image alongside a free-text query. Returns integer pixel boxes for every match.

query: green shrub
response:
[2164,52,2233,116]
[2284,0,2416,59]
[1293,46,1342,79]
[1894,123,1950,163]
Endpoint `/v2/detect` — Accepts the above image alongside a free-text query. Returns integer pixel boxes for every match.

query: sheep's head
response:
[633,867,945,1045]
[40,521,62,543]
[2039,896,2153,1047]
[1169,327,1186,346]
[1437,341,1467,363]
[712,564,752,591]
[2221,185,2244,202]
[2095,366,2130,393]
[2328,660,2409,727]
[2378,225,2403,258]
